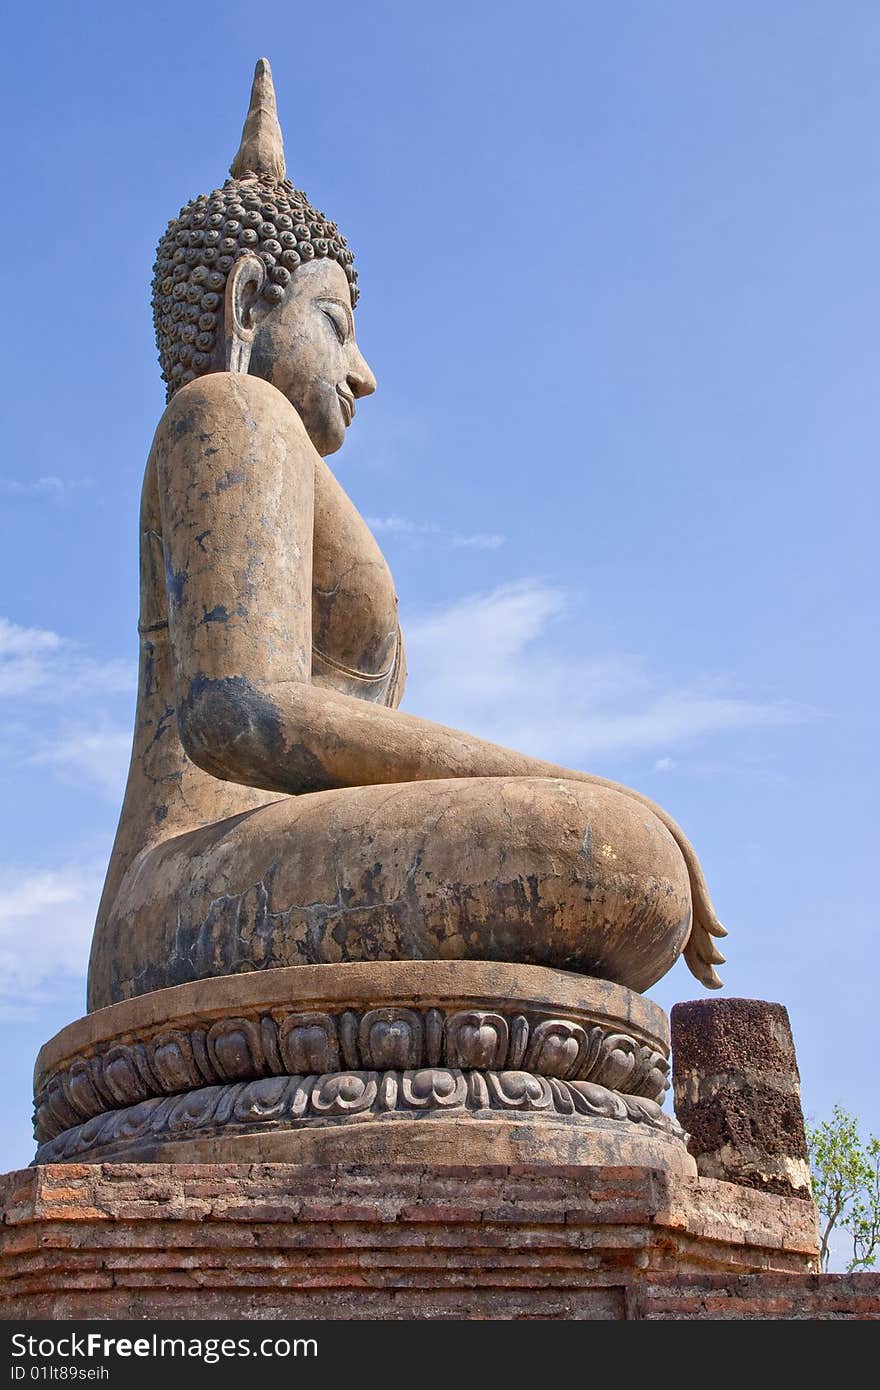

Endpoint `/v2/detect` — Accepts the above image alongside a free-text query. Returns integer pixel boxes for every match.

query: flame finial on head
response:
[154,57,359,398]
[230,57,286,182]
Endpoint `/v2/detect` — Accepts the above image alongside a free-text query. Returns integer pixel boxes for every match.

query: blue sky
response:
[1,3,877,1260]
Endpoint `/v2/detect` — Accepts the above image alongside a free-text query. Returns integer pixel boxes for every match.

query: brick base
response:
[0,1160,845,1319]
[631,1273,880,1319]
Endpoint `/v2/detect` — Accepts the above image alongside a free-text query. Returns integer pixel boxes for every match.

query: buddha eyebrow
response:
[316,297,353,335]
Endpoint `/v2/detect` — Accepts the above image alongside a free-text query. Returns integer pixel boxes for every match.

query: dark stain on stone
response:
[177,675,334,794]
[359,863,384,898]
[195,530,211,552]
[145,705,175,755]
[525,874,542,914]
[215,469,246,493]
[172,411,194,438]
[143,640,155,697]
[286,741,336,794]
[180,674,283,765]
[202,605,229,624]
[165,562,188,606]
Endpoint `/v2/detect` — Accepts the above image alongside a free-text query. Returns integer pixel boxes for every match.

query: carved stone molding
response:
[34,1004,670,1143]
[34,1068,685,1165]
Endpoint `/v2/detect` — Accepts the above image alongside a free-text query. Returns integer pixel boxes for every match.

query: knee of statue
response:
[85,59,726,1014]
[90,775,697,1009]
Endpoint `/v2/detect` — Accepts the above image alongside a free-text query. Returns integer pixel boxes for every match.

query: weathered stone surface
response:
[37,1100,694,1171]
[36,962,672,1138]
[35,964,695,1172]
[92,762,699,1006]
[15,61,833,1320]
[0,1162,824,1320]
[85,56,727,1021]
[631,1274,880,1320]
[671,998,812,1199]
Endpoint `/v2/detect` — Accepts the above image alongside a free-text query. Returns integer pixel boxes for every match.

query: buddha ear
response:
[224,253,267,374]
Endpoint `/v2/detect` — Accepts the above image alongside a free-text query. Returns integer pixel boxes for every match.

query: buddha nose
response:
[347,345,377,399]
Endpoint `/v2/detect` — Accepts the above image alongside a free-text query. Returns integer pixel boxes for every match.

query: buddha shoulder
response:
[151,372,317,477]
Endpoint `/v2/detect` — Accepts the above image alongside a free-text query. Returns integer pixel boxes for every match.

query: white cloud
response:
[405,580,567,704]
[366,515,506,550]
[367,515,435,535]
[0,619,132,1008]
[451,531,506,550]
[0,617,134,807]
[0,617,134,701]
[654,756,677,772]
[30,729,132,800]
[402,580,805,767]
[0,863,100,1004]
[0,476,90,504]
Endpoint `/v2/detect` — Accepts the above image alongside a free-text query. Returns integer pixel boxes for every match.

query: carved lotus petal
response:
[379,1072,398,1111]
[568,1080,629,1120]
[45,1127,79,1162]
[461,1071,486,1109]
[164,1087,224,1133]
[112,1096,166,1141]
[66,1060,104,1118]
[259,1016,283,1073]
[623,1095,678,1134]
[233,1075,293,1122]
[311,1071,377,1114]
[591,1034,638,1093]
[41,1118,75,1159]
[45,1081,82,1136]
[445,1011,509,1068]
[368,1021,415,1067]
[541,1077,570,1113]
[33,1085,67,1142]
[425,1009,444,1066]
[150,1031,201,1092]
[401,1068,467,1109]
[524,1020,589,1079]
[278,1013,339,1074]
[289,1076,314,1119]
[103,1047,151,1108]
[576,1025,607,1082]
[78,1112,114,1148]
[629,1048,670,1103]
[488,1071,553,1111]
[359,1009,422,1069]
[207,1018,263,1081]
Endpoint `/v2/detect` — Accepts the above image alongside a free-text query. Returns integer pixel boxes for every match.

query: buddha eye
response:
[323,307,346,344]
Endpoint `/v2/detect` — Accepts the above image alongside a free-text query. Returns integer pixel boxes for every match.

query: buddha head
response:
[151,58,376,456]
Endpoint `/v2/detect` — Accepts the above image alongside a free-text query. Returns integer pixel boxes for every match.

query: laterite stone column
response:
[671,998,813,1201]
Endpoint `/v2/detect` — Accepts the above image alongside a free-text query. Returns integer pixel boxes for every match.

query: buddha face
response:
[247,258,376,456]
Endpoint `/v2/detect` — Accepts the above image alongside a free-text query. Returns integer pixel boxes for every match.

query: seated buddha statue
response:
[86,59,726,1014]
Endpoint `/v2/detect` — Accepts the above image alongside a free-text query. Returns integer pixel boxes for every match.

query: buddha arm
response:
[154,373,540,792]
[155,371,725,986]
